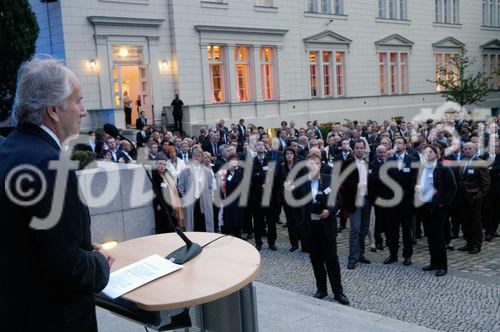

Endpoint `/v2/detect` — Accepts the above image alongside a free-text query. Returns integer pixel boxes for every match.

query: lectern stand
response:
[96,232,261,331]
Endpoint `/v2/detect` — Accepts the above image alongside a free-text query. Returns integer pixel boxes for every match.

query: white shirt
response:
[192,164,204,199]
[39,125,62,150]
[309,176,319,202]
[419,161,437,203]
[166,159,186,183]
[355,157,368,195]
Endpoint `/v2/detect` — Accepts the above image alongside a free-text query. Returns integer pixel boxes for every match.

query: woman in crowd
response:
[165,145,186,184]
[152,156,184,233]
[218,153,244,237]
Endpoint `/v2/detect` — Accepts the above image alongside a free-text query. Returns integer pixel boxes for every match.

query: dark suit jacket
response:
[417,162,457,208]
[0,123,109,332]
[368,158,393,204]
[387,153,418,204]
[340,156,366,213]
[293,174,342,227]
[489,154,500,196]
[458,157,491,203]
[135,116,147,130]
[136,130,150,148]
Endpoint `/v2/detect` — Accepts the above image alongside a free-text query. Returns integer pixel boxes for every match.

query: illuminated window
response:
[260,47,275,100]
[323,52,332,96]
[379,53,386,94]
[208,45,226,103]
[335,52,345,97]
[435,52,459,91]
[379,52,409,95]
[235,47,250,102]
[435,0,459,23]
[309,51,319,97]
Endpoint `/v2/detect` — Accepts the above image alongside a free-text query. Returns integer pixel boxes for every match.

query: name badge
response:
[324,187,332,195]
[161,182,168,188]
[262,166,269,171]
[403,167,410,173]
[227,174,233,182]
[368,169,372,174]
[328,162,334,168]
[468,169,474,174]
[428,173,433,178]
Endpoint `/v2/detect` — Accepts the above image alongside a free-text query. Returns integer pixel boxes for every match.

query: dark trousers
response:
[420,203,448,269]
[459,193,483,247]
[373,206,388,246]
[193,198,206,232]
[484,193,500,236]
[339,210,347,229]
[173,115,182,134]
[284,203,298,247]
[254,206,276,246]
[413,208,424,238]
[449,196,461,237]
[243,206,254,235]
[221,226,241,238]
[124,107,132,126]
[306,219,343,295]
[386,202,414,258]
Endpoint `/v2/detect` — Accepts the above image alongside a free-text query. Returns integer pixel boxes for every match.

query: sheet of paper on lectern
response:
[101,254,182,299]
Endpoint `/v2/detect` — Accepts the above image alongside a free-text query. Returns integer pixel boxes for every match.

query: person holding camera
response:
[293,152,349,305]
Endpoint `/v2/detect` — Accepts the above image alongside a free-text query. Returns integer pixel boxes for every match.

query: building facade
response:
[30,0,500,134]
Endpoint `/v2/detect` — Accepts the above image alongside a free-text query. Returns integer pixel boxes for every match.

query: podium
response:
[96,232,261,331]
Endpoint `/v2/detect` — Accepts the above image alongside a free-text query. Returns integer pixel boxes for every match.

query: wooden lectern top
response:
[105,232,261,311]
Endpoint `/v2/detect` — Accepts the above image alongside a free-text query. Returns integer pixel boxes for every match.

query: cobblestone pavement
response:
[253,214,500,332]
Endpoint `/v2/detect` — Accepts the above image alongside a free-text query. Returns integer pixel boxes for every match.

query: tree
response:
[0,0,39,122]
[432,49,500,112]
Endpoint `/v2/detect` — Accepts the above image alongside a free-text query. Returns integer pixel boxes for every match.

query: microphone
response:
[103,123,202,264]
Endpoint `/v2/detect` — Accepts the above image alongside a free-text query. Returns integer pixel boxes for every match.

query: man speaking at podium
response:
[0,57,113,331]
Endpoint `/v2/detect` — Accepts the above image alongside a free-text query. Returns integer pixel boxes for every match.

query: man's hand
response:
[94,245,115,268]
[319,209,330,219]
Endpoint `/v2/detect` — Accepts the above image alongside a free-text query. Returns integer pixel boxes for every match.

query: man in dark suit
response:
[177,141,192,163]
[484,139,500,241]
[251,141,277,251]
[293,152,349,305]
[384,137,418,266]
[297,136,309,160]
[457,143,490,254]
[416,145,457,277]
[0,57,112,332]
[171,94,184,134]
[340,140,372,270]
[203,133,220,161]
[136,125,150,148]
[368,145,391,250]
[237,118,246,142]
[135,110,147,130]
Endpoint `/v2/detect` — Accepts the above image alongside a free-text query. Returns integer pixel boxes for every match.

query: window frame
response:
[378,51,409,95]
[260,47,276,101]
[378,0,407,20]
[435,0,460,24]
[207,45,227,103]
[307,49,346,98]
[235,46,252,103]
[306,0,344,15]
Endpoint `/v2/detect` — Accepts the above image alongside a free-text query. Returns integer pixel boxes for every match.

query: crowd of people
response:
[80,114,500,304]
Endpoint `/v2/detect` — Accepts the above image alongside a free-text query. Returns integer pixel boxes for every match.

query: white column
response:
[148,36,162,125]
[200,43,212,105]
[317,50,324,98]
[253,45,264,102]
[95,34,112,108]
[227,45,238,104]
[276,46,286,101]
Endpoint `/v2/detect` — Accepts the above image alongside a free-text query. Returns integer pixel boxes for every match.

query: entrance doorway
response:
[112,45,151,129]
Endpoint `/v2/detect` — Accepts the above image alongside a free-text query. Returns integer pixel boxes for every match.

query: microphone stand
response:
[105,125,202,264]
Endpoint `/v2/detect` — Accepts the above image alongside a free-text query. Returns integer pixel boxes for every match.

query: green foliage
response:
[0,0,39,122]
[432,49,497,109]
[71,150,97,170]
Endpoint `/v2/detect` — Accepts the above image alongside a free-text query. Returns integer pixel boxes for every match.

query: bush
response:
[71,150,97,170]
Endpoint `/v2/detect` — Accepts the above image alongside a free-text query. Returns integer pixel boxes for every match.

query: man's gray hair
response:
[13,56,74,125]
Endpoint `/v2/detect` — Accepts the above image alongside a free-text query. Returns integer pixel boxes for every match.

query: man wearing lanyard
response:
[457,143,490,254]
[416,145,457,277]
[341,140,372,270]
[293,152,349,304]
